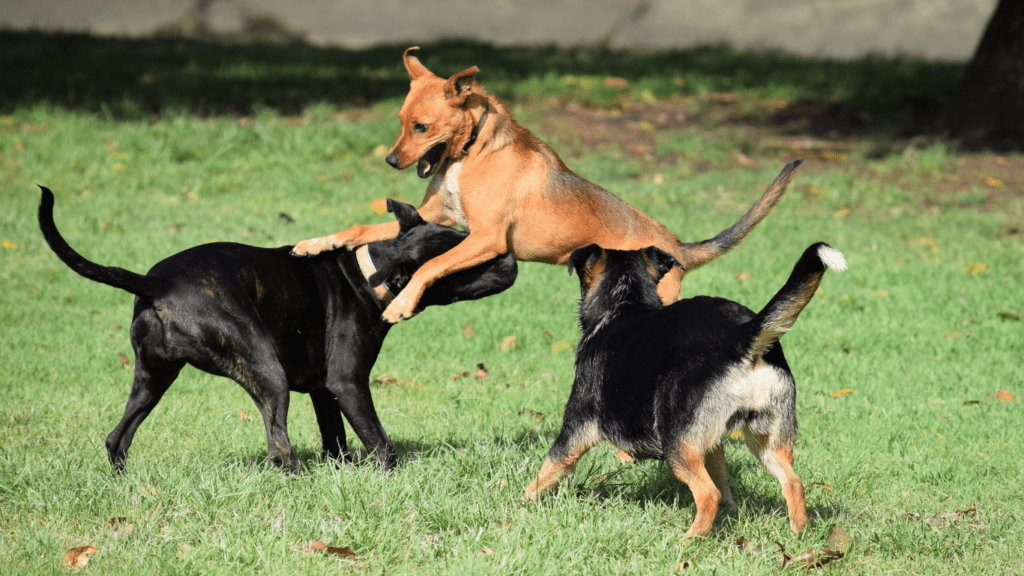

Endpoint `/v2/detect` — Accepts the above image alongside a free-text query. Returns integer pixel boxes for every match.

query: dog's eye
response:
[413,123,429,134]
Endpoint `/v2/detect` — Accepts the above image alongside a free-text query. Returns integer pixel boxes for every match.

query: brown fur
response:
[293,47,800,323]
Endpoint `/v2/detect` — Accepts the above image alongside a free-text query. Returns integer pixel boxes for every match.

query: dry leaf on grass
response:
[299,540,357,559]
[519,408,545,420]
[63,546,95,570]
[463,324,477,339]
[478,547,495,555]
[118,353,133,371]
[994,390,1015,402]
[476,363,488,379]
[107,517,135,538]
[501,336,518,351]
[831,388,854,398]
[550,341,573,354]
[138,484,160,497]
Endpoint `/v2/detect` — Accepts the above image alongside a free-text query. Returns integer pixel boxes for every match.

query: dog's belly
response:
[435,161,469,230]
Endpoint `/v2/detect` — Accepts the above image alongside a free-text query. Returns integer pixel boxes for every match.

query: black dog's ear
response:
[640,246,683,281]
[388,199,425,233]
[567,244,603,276]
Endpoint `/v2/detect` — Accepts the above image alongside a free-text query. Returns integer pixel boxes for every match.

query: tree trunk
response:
[942,0,1024,149]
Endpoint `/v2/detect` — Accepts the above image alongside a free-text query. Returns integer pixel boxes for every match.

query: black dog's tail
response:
[38,186,170,301]
[745,242,846,361]
[675,160,801,272]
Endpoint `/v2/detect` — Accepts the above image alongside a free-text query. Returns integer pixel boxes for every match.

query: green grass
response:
[2,33,1023,574]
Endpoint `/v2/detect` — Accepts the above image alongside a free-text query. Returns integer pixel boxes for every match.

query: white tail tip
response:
[817,245,848,272]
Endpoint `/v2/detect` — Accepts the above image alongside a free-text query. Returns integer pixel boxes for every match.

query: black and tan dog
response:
[38,187,516,472]
[523,242,846,537]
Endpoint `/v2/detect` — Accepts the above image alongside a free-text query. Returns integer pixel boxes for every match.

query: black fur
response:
[38,187,516,472]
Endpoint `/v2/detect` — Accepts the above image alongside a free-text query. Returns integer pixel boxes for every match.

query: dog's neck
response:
[578,264,662,334]
[462,102,489,154]
[354,245,394,304]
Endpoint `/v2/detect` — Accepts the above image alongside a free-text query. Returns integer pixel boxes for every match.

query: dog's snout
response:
[385,153,400,168]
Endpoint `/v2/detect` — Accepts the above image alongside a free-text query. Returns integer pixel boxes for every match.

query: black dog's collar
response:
[463,102,489,154]
[355,245,395,304]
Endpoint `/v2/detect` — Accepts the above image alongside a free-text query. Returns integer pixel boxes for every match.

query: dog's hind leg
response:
[705,443,736,511]
[309,389,349,463]
[743,431,807,534]
[106,358,183,472]
[667,439,721,537]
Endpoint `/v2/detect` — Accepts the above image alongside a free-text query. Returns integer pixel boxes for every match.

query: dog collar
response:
[463,102,489,153]
[355,245,395,304]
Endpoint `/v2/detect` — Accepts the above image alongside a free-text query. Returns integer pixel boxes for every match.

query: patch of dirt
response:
[531,95,1024,223]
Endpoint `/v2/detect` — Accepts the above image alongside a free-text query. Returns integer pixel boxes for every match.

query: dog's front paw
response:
[381,291,420,324]
[291,236,337,256]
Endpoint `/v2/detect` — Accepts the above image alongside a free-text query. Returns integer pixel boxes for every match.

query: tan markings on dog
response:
[743,433,807,534]
[523,421,599,500]
[294,48,800,320]
[668,440,721,537]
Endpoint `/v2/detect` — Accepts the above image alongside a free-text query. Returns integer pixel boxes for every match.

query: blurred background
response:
[1,0,998,59]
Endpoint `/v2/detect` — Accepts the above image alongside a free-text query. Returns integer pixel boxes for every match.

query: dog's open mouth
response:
[417,142,447,178]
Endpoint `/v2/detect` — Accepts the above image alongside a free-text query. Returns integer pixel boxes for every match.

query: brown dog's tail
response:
[745,242,846,362]
[38,186,170,301]
[675,159,801,272]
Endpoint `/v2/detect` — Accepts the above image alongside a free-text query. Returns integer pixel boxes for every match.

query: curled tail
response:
[38,186,169,300]
[676,159,802,272]
[746,242,846,361]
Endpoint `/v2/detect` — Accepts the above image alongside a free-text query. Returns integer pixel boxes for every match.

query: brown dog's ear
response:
[640,246,683,281]
[567,244,603,276]
[388,199,425,232]
[403,46,434,81]
[444,66,479,104]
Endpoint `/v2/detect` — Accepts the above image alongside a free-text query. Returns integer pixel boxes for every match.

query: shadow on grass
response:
[2,30,962,139]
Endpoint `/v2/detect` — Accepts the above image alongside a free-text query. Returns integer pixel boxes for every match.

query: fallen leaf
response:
[830,388,854,398]
[138,484,160,497]
[602,76,628,88]
[373,375,398,386]
[550,341,572,354]
[118,353,133,371]
[826,525,852,554]
[324,545,357,559]
[501,336,518,351]
[476,363,488,379]
[463,324,476,339]
[1,240,18,250]
[964,262,989,275]
[735,153,758,168]
[616,451,635,464]
[994,390,1015,402]
[495,519,511,527]
[478,547,495,555]
[63,546,95,570]
[301,540,327,553]
[519,408,545,420]
[735,272,752,282]
[239,409,253,422]
[808,482,833,492]
[672,560,690,572]
[370,198,388,215]
[496,479,508,490]
[107,516,135,538]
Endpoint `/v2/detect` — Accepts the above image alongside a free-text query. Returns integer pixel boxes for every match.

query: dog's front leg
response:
[292,220,402,256]
[381,233,504,323]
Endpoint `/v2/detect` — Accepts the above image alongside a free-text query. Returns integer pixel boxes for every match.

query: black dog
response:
[523,242,845,537]
[38,187,516,472]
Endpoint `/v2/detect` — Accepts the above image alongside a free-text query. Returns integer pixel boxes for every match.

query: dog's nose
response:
[385,153,400,168]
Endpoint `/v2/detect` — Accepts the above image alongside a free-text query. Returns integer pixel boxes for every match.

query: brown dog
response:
[293,47,800,323]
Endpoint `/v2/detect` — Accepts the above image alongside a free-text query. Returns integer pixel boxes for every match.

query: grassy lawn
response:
[1,33,1022,574]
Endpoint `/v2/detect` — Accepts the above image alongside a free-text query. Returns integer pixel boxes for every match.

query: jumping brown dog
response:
[293,47,801,323]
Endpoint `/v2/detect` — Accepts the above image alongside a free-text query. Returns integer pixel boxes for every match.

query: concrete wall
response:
[1,0,998,61]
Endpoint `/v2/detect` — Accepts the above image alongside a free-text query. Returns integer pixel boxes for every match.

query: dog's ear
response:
[640,246,682,281]
[403,46,434,81]
[388,199,425,232]
[567,244,603,277]
[444,66,479,104]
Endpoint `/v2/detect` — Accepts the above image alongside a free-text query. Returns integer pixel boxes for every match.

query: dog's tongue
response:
[417,158,433,178]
